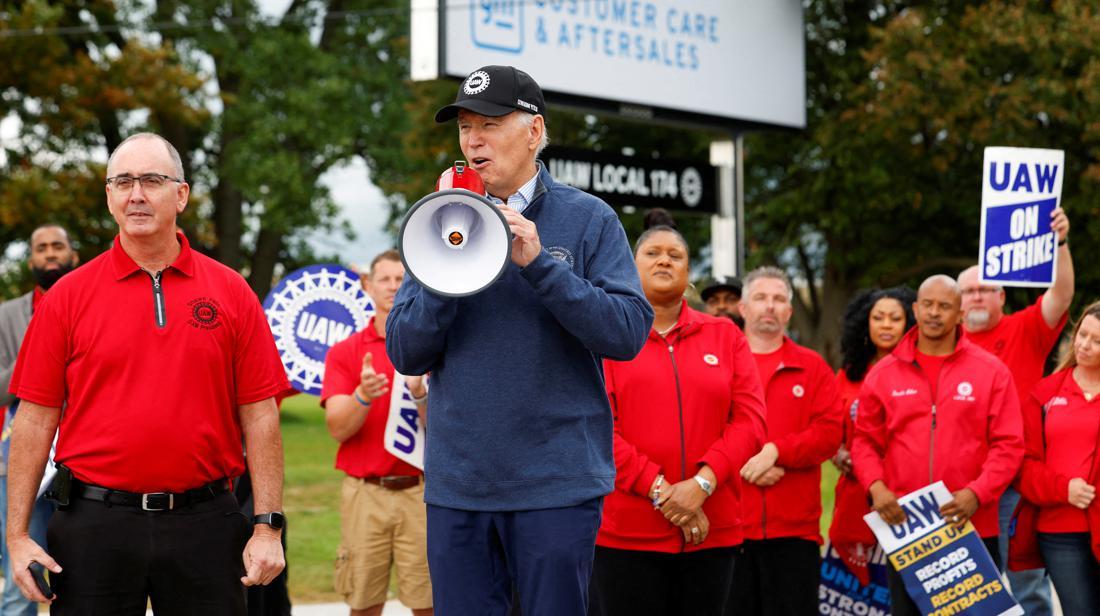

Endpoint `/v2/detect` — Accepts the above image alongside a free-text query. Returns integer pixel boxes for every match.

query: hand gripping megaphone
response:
[398,162,512,296]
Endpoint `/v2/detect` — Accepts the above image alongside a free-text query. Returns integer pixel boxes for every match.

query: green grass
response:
[280,393,845,602]
[281,394,343,604]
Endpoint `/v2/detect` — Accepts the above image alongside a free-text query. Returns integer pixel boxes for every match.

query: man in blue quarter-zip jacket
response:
[386,65,653,616]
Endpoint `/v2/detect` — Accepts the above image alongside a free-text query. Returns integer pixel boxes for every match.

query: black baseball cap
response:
[435,65,546,123]
[701,276,742,302]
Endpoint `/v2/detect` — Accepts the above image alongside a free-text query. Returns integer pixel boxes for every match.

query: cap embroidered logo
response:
[464,71,491,95]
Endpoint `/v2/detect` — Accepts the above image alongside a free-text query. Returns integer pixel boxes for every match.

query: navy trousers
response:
[426,497,602,616]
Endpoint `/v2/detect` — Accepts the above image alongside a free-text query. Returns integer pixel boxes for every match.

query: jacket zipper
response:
[917,358,948,483]
[664,339,687,481]
[661,335,689,552]
[761,364,783,540]
[148,270,166,328]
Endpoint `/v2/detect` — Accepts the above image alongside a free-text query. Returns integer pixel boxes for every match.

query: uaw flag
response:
[262,265,373,396]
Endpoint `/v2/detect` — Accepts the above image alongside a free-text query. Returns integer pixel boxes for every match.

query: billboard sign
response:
[414,0,806,129]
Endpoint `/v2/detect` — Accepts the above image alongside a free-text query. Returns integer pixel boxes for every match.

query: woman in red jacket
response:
[588,224,767,616]
[829,287,914,583]
[1011,301,1100,614]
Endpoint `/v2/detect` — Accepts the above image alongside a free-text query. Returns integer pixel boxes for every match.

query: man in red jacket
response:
[852,275,1025,616]
[730,266,843,616]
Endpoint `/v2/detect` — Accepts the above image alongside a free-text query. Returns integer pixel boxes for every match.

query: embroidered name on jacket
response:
[892,388,919,397]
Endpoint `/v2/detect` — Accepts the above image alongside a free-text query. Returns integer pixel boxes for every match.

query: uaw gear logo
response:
[680,167,703,208]
[703,353,719,366]
[953,381,976,402]
[792,384,805,398]
[187,297,222,330]
[463,70,491,95]
[263,265,374,396]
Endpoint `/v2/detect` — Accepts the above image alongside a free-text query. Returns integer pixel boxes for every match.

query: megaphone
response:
[398,162,512,296]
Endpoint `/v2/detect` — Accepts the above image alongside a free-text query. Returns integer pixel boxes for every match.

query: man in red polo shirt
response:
[321,250,432,616]
[5,133,291,614]
[957,207,1073,616]
[731,265,844,616]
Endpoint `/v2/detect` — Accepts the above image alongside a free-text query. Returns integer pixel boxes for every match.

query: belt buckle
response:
[379,477,393,489]
[142,492,174,511]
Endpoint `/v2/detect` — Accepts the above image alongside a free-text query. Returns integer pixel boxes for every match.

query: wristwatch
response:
[693,475,714,496]
[253,511,286,530]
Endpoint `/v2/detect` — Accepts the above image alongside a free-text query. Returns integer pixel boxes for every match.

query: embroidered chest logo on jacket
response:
[703,353,719,366]
[953,381,975,402]
[546,246,575,267]
[792,384,805,398]
[188,297,223,330]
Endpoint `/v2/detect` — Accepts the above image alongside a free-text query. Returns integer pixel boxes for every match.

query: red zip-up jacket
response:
[852,327,1024,538]
[597,303,767,553]
[1009,368,1100,570]
[741,337,843,543]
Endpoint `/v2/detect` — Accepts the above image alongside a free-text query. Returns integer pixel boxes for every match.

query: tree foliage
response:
[1,0,415,298]
[744,0,1100,360]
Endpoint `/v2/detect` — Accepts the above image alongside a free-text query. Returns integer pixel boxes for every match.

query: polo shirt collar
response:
[363,316,384,343]
[110,231,195,280]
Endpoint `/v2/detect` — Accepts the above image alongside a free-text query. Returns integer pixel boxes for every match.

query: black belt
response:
[74,479,230,511]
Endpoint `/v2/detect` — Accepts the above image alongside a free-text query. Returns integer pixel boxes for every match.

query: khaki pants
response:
[335,476,432,610]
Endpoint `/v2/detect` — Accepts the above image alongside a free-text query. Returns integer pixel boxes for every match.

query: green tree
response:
[744,1,1100,361]
[1,0,417,298]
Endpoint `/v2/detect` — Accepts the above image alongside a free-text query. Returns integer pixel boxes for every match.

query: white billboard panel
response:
[418,0,805,129]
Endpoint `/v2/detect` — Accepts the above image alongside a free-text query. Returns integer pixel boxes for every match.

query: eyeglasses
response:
[960,287,1000,297]
[106,174,183,192]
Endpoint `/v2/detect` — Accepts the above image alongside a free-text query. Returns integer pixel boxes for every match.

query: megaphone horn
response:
[398,162,513,297]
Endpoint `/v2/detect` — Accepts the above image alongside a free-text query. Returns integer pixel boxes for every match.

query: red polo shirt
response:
[966,294,1067,405]
[10,233,291,493]
[320,320,421,479]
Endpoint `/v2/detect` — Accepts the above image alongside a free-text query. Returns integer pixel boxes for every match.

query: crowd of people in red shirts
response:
[588,207,1098,615]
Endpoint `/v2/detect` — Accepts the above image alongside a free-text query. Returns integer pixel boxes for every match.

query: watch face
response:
[256,512,286,529]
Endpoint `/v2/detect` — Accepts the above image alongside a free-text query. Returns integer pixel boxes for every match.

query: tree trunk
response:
[248,227,283,299]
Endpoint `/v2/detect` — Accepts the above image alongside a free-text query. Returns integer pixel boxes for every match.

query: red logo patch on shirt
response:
[188,297,222,330]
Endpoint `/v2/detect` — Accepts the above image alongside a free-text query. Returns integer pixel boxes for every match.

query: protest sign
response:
[384,373,425,469]
[864,482,1022,616]
[263,265,373,395]
[978,147,1064,287]
[819,540,891,616]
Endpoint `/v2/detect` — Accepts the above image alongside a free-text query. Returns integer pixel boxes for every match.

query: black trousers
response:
[46,490,251,616]
[886,535,1001,616]
[727,538,819,615]
[588,545,736,616]
[234,472,291,616]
